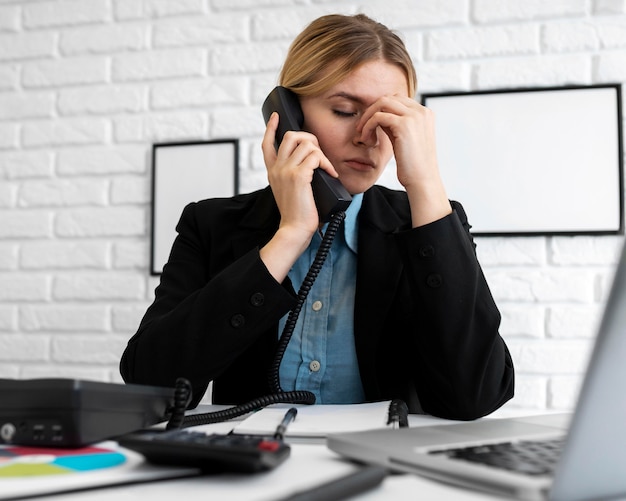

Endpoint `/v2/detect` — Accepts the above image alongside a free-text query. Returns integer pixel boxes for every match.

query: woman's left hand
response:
[356,95,452,227]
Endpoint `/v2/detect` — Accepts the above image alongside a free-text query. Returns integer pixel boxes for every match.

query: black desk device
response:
[0,378,175,447]
[118,429,291,473]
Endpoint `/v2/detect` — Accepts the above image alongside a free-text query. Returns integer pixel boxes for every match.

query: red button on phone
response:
[258,440,280,452]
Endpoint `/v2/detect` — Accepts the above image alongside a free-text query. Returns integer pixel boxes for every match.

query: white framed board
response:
[150,140,238,275]
[421,84,623,236]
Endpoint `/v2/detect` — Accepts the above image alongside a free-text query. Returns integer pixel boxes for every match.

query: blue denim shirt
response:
[278,193,366,404]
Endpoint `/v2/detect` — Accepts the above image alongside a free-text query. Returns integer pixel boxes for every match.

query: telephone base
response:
[0,378,175,448]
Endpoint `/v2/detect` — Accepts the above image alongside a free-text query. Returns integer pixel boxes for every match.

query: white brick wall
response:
[0,0,624,416]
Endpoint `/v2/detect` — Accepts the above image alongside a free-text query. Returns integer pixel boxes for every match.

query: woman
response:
[120,14,514,420]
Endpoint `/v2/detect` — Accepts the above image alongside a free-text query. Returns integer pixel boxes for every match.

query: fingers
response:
[281,134,338,178]
[261,111,279,164]
[263,112,337,178]
[356,95,424,142]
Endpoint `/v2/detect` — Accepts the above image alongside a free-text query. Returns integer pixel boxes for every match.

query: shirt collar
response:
[343,192,363,253]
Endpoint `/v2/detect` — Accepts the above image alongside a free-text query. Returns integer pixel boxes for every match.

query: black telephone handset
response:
[262,86,352,222]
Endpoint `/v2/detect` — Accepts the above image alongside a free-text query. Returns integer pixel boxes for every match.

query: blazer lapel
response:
[354,187,408,388]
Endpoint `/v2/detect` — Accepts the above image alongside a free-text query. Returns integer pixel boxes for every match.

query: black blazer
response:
[120,185,514,420]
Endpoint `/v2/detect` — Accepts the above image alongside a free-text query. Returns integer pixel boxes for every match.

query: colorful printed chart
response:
[0,445,126,477]
[0,442,198,501]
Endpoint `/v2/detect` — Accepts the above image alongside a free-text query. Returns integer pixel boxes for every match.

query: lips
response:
[344,158,375,171]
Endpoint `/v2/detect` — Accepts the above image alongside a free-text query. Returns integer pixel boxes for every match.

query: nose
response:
[353,126,378,148]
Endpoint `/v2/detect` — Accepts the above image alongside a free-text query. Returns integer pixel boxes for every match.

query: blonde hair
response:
[279,14,417,98]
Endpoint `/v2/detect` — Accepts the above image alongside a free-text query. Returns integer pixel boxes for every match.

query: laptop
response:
[328,240,626,501]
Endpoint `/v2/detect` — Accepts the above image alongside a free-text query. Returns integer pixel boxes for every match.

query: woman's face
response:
[300,59,409,195]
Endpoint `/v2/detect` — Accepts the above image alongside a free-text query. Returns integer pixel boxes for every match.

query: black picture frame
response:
[421,84,624,236]
[150,139,239,275]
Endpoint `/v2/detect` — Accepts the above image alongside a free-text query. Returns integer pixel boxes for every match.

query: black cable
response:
[181,391,315,427]
[268,210,346,393]
[167,211,346,429]
[166,377,193,430]
[386,399,409,428]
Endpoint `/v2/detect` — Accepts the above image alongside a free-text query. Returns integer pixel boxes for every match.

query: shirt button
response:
[311,300,323,312]
[309,360,321,372]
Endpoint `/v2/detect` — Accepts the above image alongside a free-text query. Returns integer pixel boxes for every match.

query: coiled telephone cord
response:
[168,211,346,429]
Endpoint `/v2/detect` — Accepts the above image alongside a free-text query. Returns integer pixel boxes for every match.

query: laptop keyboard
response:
[429,438,564,476]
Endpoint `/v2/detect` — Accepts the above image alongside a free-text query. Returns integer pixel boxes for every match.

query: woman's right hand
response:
[259,112,338,282]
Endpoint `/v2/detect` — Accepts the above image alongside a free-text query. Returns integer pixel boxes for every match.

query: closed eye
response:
[333,109,357,118]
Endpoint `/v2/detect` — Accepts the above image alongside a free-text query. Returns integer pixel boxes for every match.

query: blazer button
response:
[230,314,245,328]
[250,292,265,307]
[426,273,443,288]
[419,245,435,258]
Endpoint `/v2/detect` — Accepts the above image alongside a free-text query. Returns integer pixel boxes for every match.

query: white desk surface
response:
[4,407,515,501]
[51,443,504,501]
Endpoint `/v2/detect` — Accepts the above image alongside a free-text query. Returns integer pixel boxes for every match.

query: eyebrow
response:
[328,92,367,105]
